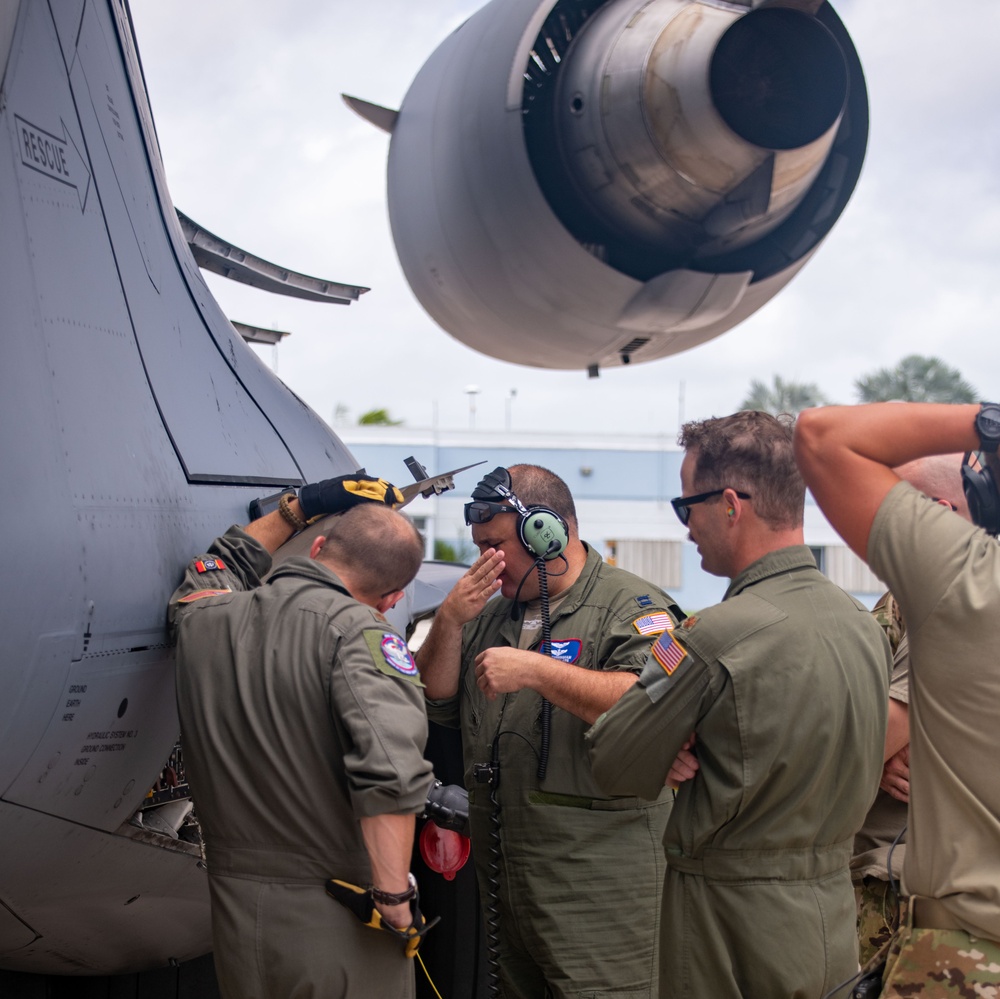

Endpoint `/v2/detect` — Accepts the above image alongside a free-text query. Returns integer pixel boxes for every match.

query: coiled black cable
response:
[535,557,553,780]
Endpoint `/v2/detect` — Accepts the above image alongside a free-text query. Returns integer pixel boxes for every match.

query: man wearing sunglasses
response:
[588,410,891,999]
[415,464,683,999]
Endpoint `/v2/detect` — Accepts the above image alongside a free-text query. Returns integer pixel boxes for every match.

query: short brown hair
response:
[678,411,804,529]
[508,465,578,529]
[317,505,424,593]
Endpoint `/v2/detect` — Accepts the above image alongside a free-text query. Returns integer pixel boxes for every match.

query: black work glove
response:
[423,780,470,836]
[325,878,439,958]
[298,474,403,521]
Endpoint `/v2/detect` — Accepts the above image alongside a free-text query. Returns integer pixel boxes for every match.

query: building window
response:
[607,540,683,589]
[823,545,884,594]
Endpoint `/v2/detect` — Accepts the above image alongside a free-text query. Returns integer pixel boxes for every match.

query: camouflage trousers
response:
[855,876,901,966]
[879,899,1000,996]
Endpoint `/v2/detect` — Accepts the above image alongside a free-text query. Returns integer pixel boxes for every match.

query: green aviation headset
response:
[465,467,569,560]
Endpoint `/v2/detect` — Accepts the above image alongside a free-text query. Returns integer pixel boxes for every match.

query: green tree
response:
[357,407,403,426]
[855,354,977,403]
[738,375,832,417]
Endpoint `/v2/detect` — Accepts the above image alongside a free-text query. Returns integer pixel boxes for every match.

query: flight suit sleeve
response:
[167,525,272,633]
[587,626,717,799]
[331,619,435,818]
[593,587,683,676]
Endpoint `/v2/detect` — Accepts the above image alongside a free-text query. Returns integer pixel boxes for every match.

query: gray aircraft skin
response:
[0,0,866,989]
[350,0,867,373]
[0,0,461,980]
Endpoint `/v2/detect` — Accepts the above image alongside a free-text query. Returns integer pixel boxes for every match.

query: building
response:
[340,426,884,613]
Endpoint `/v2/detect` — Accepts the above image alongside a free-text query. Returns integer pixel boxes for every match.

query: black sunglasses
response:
[671,489,751,526]
[464,500,517,525]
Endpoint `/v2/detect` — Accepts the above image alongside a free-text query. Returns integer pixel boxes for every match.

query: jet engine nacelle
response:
[385,0,867,371]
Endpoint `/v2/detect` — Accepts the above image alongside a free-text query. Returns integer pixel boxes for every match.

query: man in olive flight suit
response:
[415,464,681,999]
[169,477,435,999]
[796,402,1000,996]
[588,411,890,999]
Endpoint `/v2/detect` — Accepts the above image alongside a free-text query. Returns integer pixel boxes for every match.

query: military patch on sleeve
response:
[638,630,693,703]
[194,558,227,574]
[363,630,422,685]
[632,612,673,636]
[177,588,231,603]
[634,594,653,608]
[651,630,688,675]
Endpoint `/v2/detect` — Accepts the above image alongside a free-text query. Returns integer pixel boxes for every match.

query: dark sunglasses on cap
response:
[464,500,518,525]
[671,489,751,526]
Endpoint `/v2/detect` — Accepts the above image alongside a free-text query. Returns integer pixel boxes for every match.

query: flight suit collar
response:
[267,555,352,597]
[492,542,602,646]
[724,545,817,601]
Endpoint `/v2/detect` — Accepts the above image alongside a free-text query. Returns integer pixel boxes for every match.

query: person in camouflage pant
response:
[879,899,1000,996]
[853,589,908,965]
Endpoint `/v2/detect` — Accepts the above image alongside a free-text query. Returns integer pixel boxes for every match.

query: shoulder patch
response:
[363,630,422,684]
[194,558,227,573]
[638,630,693,703]
[177,588,232,603]
[634,594,654,608]
[651,630,688,675]
[632,612,673,636]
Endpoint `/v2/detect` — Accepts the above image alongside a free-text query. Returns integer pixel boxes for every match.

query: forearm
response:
[884,697,909,762]
[360,812,416,929]
[531,659,638,725]
[414,611,465,700]
[795,404,979,558]
[242,497,303,554]
[797,403,979,468]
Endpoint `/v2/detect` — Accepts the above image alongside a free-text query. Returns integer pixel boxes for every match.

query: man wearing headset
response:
[415,464,682,999]
[795,402,1000,996]
[587,411,890,999]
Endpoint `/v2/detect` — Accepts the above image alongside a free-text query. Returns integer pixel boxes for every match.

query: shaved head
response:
[894,453,970,521]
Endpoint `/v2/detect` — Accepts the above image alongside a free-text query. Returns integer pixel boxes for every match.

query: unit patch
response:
[194,558,227,574]
[651,630,688,676]
[177,588,231,603]
[545,639,582,663]
[363,630,421,684]
[632,612,673,636]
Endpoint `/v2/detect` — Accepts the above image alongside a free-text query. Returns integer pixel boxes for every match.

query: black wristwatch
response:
[975,402,1000,453]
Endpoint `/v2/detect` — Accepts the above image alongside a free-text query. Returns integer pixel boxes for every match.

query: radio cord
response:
[535,557,553,780]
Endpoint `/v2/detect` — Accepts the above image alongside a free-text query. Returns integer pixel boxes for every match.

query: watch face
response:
[977,404,1000,448]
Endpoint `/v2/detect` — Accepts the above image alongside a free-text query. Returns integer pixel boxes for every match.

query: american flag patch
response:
[632,612,673,636]
[651,630,687,675]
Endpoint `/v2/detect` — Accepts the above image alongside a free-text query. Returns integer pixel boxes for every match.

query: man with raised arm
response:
[795,403,1000,995]
[415,463,682,999]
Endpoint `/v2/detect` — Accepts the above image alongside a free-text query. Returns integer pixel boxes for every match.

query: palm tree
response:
[855,355,977,403]
[357,407,403,426]
[739,375,832,417]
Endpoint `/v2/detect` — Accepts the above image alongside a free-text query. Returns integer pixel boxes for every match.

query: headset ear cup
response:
[519,508,569,560]
[962,461,1000,534]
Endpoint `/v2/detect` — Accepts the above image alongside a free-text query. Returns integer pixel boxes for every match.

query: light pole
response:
[505,388,517,431]
[465,384,480,429]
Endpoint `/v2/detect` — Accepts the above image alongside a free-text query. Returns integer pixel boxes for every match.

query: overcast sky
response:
[128,0,1000,438]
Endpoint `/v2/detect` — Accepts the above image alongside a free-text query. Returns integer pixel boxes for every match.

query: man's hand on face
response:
[440,549,505,627]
